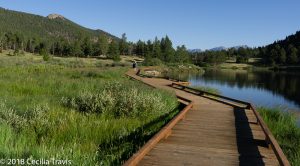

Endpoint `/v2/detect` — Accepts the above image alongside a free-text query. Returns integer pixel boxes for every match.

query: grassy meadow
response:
[0,51,178,165]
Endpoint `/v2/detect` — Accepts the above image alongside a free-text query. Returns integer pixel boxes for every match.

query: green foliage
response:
[61,82,177,118]
[175,45,190,63]
[108,40,120,61]
[191,47,255,65]
[134,36,191,64]
[97,34,109,55]
[39,47,51,61]
[236,56,248,63]
[258,31,300,65]
[258,108,300,165]
[143,58,163,66]
[42,54,51,61]
[0,57,178,165]
[288,45,298,64]
[119,33,128,55]
[0,8,119,59]
[82,37,93,57]
[0,8,117,44]
[161,35,175,62]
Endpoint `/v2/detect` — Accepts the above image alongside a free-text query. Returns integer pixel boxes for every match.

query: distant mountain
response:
[231,45,249,50]
[208,45,249,51]
[0,8,118,42]
[209,46,227,51]
[189,45,250,53]
[188,49,202,53]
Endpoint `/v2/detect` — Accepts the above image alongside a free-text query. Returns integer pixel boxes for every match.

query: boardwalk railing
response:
[123,96,194,166]
[171,82,290,166]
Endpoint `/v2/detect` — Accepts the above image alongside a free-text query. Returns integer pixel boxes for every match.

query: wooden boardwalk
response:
[125,70,288,166]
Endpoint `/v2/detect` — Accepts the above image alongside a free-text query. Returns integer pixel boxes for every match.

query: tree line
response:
[134,36,190,64]
[0,31,121,61]
[0,31,190,63]
[190,47,258,65]
[191,30,300,67]
[257,31,300,65]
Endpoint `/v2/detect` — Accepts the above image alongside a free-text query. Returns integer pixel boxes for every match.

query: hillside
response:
[0,7,117,42]
[258,31,300,65]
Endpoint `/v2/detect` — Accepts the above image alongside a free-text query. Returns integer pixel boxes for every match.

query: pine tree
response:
[279,48,286,64]
[161,35,175,62]
[119,33,128,55]
[288,45,298,64]
[175,45,190,63]
[153,37,161,59]
[136,40,145,56]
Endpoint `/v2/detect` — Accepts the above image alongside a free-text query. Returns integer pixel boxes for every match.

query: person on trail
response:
[132,60,137,71]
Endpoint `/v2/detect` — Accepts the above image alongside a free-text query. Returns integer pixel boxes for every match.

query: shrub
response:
[42,54,51,61]
[61,82,178,118]
[0,102,27,132]
[143,58,163,66]
[0,101,50,134]
[13,49,20,56]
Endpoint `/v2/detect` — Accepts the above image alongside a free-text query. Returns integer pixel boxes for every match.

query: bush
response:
[13,49,20,56]
[143,58,163,66]
[61,82,178,118]
[42,54,51,61]
[0,101,50,133]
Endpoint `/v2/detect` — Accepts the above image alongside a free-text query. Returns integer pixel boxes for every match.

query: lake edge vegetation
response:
[258,107,300,165]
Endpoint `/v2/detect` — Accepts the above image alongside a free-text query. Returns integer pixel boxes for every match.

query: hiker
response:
[132,61,137,71]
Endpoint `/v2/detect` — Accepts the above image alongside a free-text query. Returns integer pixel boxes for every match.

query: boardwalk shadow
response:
[234,107,267,166]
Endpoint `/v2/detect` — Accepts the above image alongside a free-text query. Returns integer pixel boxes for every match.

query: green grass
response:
[0,52,179,165]
[189,85,221,95]
[258,108,300,165]
[0,50,140,68]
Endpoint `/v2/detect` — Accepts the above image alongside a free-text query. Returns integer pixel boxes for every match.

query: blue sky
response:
[1,0,300,49]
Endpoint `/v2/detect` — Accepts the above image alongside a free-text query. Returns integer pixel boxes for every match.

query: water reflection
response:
[188,69,300,112]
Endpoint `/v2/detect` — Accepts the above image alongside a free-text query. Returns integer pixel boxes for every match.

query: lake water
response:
[187,69,300,113]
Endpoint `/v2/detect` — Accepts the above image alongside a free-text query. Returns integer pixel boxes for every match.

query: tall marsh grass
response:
[0,57,178,165]
[258,108,300,165]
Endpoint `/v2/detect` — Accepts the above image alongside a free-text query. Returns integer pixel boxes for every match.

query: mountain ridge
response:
[189,45,249,52]
[0,7,118,42]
